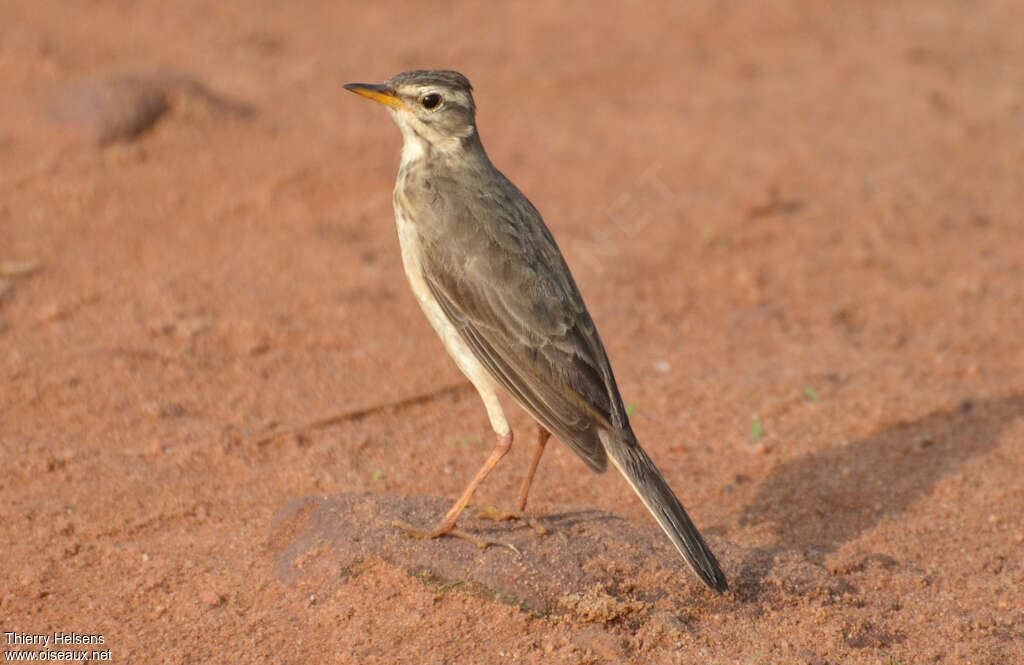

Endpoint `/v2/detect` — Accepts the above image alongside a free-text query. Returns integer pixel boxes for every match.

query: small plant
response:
[750,418,764,442]
[453,435,477,449]
[804,386,820,403]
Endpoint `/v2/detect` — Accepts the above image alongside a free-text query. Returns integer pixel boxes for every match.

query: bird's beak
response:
[343,82,410,111]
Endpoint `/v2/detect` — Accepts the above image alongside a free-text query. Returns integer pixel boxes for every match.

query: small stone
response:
[200,589,225,608]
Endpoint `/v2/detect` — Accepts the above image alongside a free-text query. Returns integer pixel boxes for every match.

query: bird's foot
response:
[476,506,549,535]
[390,519,521,554]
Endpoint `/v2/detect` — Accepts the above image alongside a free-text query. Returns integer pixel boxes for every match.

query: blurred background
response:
[2,2,1022,663]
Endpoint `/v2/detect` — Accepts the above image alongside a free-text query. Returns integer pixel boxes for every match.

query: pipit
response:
[344,70,726,591]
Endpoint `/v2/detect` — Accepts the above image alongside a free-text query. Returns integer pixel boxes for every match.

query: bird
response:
[344,70,727,592]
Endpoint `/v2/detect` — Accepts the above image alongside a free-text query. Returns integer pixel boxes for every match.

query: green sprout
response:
[750,418,764,442]
[454,435,477,449]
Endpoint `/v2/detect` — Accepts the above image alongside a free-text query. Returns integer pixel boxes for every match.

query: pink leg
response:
[517,425,551,511]
[436,431,513,533]
[477,423,551,535]
[393,431,515,549]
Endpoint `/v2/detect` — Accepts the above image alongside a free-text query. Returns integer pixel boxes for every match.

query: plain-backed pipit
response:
[344,70,726,591]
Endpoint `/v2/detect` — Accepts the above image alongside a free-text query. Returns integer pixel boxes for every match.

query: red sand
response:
[2,2,1022,662]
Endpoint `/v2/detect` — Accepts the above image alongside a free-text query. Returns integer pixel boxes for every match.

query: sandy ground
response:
[2,1,1023,663]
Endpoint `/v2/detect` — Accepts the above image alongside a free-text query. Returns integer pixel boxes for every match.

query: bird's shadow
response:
[733,393,1023,599]
[531,508,620,531]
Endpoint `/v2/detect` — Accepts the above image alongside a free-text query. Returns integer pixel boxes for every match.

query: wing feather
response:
[414,171,631,472]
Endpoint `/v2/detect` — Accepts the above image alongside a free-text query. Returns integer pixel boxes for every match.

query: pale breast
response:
[392,196,432,306]
[393,184,464,340]
[392,183,509,434]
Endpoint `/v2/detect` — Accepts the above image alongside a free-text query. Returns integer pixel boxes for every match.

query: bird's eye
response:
[420,93,443,110]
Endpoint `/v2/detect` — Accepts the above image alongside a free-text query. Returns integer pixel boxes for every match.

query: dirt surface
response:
[3,1,1023,663]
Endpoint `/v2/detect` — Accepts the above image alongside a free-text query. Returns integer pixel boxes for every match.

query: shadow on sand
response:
[733,394,1023,599]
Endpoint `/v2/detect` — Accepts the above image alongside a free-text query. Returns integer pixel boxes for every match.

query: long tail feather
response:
[601,431,728,592]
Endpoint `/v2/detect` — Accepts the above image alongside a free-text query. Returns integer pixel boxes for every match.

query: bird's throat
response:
[399,131,429,167]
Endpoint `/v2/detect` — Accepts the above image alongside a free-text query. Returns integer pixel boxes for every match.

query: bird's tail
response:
[600,430,728,592]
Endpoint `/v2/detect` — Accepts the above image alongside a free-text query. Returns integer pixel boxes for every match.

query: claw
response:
[391,518,520,554]
[476,506,549,535]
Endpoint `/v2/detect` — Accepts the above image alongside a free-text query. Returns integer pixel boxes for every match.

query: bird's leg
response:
[478,424,550,535]
[437,430,512,533]
[393,430,519,551]
[517,425,551,512]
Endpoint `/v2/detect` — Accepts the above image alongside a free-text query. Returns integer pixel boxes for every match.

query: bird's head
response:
[345,70,478,157]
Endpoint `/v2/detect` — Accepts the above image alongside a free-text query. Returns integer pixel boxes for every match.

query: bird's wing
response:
[418,178,629,472]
